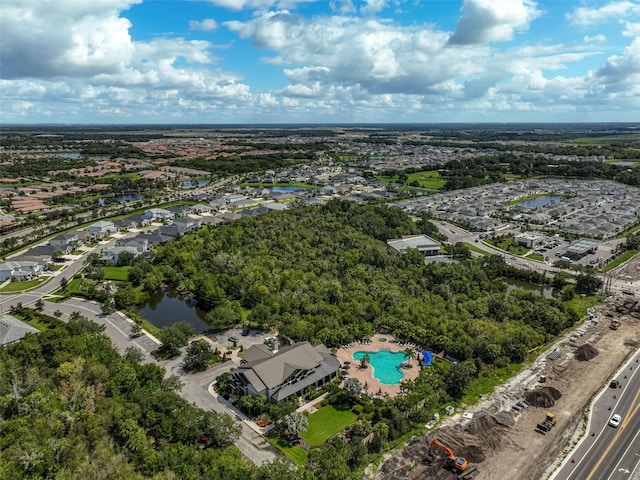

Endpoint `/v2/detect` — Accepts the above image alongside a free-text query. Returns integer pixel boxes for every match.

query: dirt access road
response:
[374,300,640,480]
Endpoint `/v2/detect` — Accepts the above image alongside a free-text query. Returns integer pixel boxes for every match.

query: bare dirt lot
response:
[374,299,640,480]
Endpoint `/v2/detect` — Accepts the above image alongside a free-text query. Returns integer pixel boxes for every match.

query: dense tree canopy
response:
[149,200,579,365]
[0,313,301,480]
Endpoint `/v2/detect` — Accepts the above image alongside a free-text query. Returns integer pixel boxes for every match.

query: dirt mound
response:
[494,411,516,428]
[575,344,599,361]
[524,387,562,408]
[460,445,486,463]
[465,413,501,436]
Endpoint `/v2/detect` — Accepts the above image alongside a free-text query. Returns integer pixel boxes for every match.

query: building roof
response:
[387,234,440,252]
[0,314,39,346]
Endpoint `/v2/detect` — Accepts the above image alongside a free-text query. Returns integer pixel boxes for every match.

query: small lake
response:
[269,186,305,193]
[515,195,564,209]
[138,289,211,333]
[504,279,555,299]
[180,179,210,189]
[97,193,145,206]
[50,152,81,159]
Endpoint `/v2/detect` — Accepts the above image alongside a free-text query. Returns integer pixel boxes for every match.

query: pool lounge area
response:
[336,334,420,397]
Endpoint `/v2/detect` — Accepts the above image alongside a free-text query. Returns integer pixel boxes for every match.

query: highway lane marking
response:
[584,386,640,480]
[605,427,640,480]
[563,354,640,480]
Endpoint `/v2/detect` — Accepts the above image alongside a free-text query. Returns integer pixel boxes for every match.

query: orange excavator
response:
[429,438,468,472]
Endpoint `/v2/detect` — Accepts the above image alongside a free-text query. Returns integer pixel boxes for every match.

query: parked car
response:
[241,327,250,336]
[608,413,622,428]
[228,335,239,343]
[609,380,620,388]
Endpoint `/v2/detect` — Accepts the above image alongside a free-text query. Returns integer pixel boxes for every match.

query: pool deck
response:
[336,334,420,398]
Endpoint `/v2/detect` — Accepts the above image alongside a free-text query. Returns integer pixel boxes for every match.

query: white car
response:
[609,414,622,428]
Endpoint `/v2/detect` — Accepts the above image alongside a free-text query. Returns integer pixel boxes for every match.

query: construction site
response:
[374,294,640,480]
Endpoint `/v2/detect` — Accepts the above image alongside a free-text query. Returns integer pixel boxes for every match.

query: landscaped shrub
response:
[352,404,363,415]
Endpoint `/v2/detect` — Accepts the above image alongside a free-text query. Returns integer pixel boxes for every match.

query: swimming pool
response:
[352,349,406,385]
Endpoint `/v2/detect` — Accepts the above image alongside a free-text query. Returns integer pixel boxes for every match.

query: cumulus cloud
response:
[594,37,640,85]
[568,1,640,25]
[189,18,219,31]
[623,21,640,36]
[448,0,541,45]
[361,0,388,15]
[0,0,141,79]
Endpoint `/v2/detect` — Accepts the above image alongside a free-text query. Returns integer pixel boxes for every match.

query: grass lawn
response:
[0,277,49,293]
[407,171,446,190]
[605,250,638,271]
[301,405,358,447]
[564,295,603,317]
[104,266,131,281]
[461,362,523,406]
[528,253,545,262]
[462,242,491,255]
[267,437,309,466]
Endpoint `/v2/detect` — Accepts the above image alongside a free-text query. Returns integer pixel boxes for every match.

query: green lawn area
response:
[461,362,523,405]
[66,277,84,295]
[605,250,638,271]
[462,242,491,255]
[377,171,445,190]
[301,405,358,447]
[104,266,131,281]
[407,171,446,190]
[267,437,309,466]
[0,277,49,293]
[528,253,544,262]
[564,295,602,317]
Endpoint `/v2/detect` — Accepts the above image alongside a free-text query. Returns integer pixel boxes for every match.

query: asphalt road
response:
[552,347,640,480]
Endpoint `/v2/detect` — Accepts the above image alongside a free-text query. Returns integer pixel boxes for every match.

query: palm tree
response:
[284,411,308,439]
[360,353,371,369]
[403,347,416,367]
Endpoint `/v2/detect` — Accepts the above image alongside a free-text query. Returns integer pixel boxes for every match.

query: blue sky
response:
[2,0,640,124]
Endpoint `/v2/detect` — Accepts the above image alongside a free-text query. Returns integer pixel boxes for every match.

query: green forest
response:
[0,313,298,480]
[145,201,580,364]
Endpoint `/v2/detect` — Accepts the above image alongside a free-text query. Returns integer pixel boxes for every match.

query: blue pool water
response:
[352,349,406,385]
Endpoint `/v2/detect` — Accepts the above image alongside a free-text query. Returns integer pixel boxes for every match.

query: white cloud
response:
[189,18,218,31]
[623,21,640,36]
[448,0,541,45]
[584,34,606,43]
[361,0,388,15]
[0,0,141,78]
[568,1,640,25]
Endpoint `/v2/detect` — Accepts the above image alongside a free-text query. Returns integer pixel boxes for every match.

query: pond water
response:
[352,349,406,385]
[504,279,555,299]
[180,179,210,189]
[50,152,81,159]
[268,186,305,193]
[97,193,145,206]
[515,195,564,209]
[138,289,211,333]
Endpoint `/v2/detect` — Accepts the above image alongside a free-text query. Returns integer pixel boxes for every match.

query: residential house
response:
[0,260,43,281]
[101,246,143,264]
[50,232,79,253]
[189,204,212,215]
[87,220,116,236]
[23,244,56,263]
[229,341,340,402]
[144,208,174,222]
[0,314,39,346]
[165,205,190,218]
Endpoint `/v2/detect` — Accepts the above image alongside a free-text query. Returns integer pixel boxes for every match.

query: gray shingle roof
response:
[0,314,39,346]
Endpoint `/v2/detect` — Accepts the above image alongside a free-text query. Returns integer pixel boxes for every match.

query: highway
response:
[552,348,640,480]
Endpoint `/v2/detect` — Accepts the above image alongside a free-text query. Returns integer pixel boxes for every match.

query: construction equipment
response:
[535,412,557,435]
[429,438,468,472]
[610,319,620,330]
